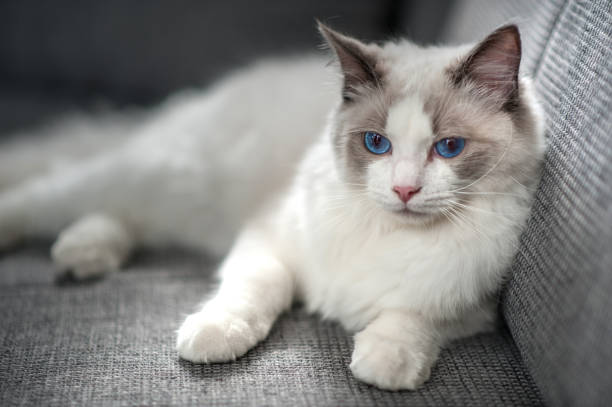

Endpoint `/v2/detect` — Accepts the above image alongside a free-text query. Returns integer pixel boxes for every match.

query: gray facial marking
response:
[424,80,506,191]
[333,83,398,185]
[451,149,496,183]
[424,65,542,205]
[319,23,399,186]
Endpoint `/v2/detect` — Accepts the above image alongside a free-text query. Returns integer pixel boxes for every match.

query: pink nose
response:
[393,185,422,203]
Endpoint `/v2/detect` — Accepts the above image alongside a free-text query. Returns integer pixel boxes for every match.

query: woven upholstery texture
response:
[443,1,612,405]
[0,246,543,406]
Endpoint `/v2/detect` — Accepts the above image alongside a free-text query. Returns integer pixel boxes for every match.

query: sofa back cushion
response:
[441,0,612,405]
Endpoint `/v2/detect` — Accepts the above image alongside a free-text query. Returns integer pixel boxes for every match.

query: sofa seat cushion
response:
[0,245,543,406]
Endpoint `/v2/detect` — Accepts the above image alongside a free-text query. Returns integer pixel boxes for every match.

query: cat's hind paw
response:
[51,213,132,280]
[176,308,262,363]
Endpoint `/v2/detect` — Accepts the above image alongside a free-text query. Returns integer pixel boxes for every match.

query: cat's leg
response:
[0,152,142,273]
[51,213,133,279]
[176,227,293,363]
[349,309,442,390]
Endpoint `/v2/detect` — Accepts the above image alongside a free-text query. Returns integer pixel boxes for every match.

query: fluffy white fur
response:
[0,57,335,256]
[0,26,545,391]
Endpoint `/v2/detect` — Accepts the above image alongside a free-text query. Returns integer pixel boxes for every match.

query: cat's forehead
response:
[381,42,472,93]
[381,44,504,144]
[385,96,433,152]
[376,44,470,134]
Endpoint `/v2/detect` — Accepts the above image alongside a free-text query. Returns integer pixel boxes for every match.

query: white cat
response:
[0,23,545,390]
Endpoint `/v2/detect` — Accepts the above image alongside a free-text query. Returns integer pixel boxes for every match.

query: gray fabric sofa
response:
[1,0,611,405]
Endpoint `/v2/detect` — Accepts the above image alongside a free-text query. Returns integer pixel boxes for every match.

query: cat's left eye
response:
[364,131,391,155]
[434,137,465,158]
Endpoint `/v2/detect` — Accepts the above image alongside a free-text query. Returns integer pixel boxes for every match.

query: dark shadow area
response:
[54,269,106,285]
[0,1,455,134]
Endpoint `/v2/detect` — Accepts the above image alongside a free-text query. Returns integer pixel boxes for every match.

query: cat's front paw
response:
[350,329,437,391]
[176,308,262,363]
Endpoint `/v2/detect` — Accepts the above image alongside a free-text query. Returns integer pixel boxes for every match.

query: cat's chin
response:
[384,206,441,227]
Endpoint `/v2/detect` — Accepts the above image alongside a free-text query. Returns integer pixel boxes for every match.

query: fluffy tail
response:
[0,109,143,190]
[0,150,129,249]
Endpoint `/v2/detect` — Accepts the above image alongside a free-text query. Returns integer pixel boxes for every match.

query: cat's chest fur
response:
[280,138,528,332]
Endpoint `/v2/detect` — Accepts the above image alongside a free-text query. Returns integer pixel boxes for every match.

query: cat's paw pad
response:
[350,331,435,390]
[176,309,260,363]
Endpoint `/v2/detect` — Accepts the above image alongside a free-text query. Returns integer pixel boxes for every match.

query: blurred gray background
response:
[0,0,455,134]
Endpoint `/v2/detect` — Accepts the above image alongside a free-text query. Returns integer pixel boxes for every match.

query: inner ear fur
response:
[450,24,522,111]
[318,21,383,102]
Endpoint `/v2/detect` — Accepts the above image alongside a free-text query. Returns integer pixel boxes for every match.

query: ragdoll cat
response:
[0,23,545,390]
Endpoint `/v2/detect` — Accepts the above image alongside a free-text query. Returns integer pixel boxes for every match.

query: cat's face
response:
[321,23,543,226]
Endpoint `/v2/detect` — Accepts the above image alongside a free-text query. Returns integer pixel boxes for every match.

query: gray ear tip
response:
[481,23,521,55]
[315,19,328,32]
[494,24,521,43]
[500,23,519,33]
[316,20,336,40]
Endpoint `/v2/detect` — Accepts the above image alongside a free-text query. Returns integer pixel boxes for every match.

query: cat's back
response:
[133,55,338,154]
[121,56,340,253]
[127,56,338,198]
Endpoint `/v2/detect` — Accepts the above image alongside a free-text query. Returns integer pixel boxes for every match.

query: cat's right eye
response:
[364,131,392,155]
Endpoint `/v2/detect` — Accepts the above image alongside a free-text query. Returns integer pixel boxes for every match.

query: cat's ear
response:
[451,24,522,110]
[317,21,383,102]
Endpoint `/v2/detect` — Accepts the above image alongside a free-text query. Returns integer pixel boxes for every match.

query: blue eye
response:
[434,137,465,158]
[364,131,391,155]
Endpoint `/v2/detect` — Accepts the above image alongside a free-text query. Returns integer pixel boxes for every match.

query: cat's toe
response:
[176,309,259,363]
[349,330,436,391]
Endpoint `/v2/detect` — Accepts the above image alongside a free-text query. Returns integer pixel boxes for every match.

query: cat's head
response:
[320,22,545,226]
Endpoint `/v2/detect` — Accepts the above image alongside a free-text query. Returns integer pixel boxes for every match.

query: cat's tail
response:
[0,150,129,249]
[0,110,143,190]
